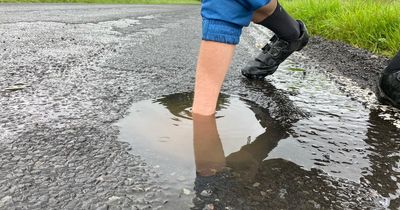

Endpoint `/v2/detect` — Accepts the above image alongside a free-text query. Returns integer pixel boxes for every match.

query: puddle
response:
[118,93,269,208]
[115,25,400,209]
[118,88,399,209]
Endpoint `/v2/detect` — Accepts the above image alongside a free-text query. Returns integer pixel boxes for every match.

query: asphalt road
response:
[0,4,399,210]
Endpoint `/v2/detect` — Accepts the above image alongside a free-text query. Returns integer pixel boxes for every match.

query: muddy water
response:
[118,93,269,208]
[117,66,400,209]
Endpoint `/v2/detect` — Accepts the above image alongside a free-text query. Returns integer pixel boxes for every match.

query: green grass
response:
[0,0,199,4]
[281,0,400,57]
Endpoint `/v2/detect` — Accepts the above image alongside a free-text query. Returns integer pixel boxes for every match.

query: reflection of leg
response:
[238,126,287,161]
[193,114,226,176]
[192,113,239,209]
[192,41,235,116]
[226,128,288,179]
[226,105,289,179]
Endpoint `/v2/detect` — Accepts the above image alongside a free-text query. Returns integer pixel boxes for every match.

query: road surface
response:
[0,4,399,210]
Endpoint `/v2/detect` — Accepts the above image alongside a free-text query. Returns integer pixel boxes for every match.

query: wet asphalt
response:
[0,4,400,210]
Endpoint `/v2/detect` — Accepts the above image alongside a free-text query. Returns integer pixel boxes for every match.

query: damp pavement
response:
[0,4,400,210]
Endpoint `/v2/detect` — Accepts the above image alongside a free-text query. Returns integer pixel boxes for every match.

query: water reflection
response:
[191,106,291,209]
[193,114,226,177]
[118,82,398,208]
[364,109,400,209]
[187,98,388,209]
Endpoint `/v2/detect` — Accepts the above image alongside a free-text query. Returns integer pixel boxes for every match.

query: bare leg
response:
[192,41,235,116]
[193,0,278,115]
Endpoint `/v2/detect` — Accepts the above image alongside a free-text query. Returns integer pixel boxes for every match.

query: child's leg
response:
[193,0,271,115]
[252,0,277,23]
[192,41,235,115]
[242,0,309,79]
[253,1,300,41]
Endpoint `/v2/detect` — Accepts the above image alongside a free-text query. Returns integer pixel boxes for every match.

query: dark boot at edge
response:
[241,20,309,80]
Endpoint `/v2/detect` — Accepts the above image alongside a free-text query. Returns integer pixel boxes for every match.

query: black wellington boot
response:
[377,51,400,108]
[241,20,309,80]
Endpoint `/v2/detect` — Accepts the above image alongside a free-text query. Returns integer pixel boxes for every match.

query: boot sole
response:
[241,72,270,80]
[241,68,277,80]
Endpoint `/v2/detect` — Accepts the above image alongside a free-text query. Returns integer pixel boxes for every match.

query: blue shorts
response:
[201,0,271,45]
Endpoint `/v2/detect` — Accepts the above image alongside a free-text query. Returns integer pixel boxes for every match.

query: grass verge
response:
[0,0,199,4]
[281,0,400,57]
